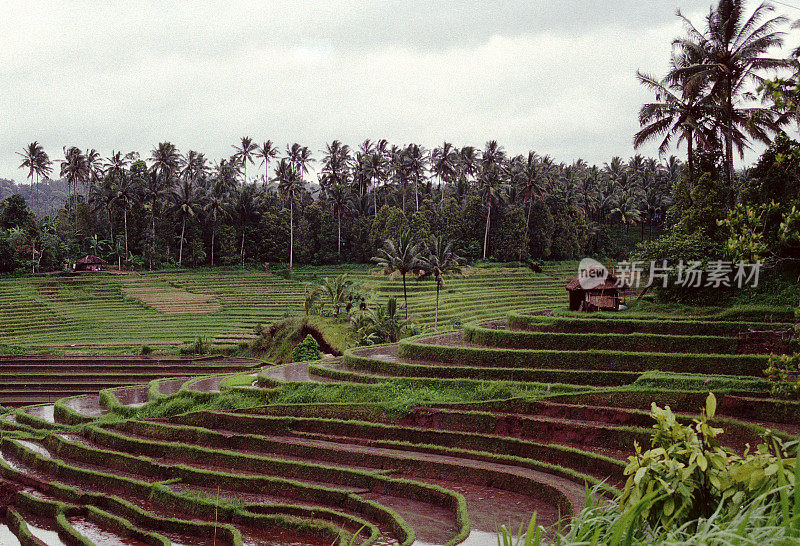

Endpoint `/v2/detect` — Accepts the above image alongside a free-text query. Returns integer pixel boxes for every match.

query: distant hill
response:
[0,178,69,217]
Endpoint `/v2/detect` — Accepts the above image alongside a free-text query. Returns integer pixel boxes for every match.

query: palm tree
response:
[373,230,420,320]
[255,140,279,187]
[112,168,137,265]
[419,235,462,331]
[403,143,427,211]
[478,141,508,260]
[274,158,302,269]
[17,142,51,213]
[612,190,643,234]
[60,146,87,219]
[431,141,456,200]
[233,136,258,184]
[302,283,322,316]
[172,177,201,266]
[204,178,230,266]
[84,149,102,194]
[327,182,351,255]
[148,142,180,269]
[230,182,261,267]
[320,140,352,193]
[320,274,356,317]
[635,50,715,195]
[673,0,787,189]
[357,297,412,343]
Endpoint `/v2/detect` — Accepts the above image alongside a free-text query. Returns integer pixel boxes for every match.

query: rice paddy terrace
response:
[0,303,797,545]
[0,263,576,352]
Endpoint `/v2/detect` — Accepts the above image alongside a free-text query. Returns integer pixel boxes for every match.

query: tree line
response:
[4,136,681,272]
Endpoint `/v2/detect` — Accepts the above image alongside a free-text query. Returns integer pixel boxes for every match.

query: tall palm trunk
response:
[123,206,129,265]
[483,201,492,260]
[337,208,342,254]
[414,176,419,211]
[372,178,377,217]
[402,273,408,321]
[240,230,245,267]
[150,205,156,271]
[178,215,186,266]
[289,196,294,270]
[724,82,735,204]
[526,197,534,230]
[211,217,216,266]
[687,129,695,197]
[434,282,440,331]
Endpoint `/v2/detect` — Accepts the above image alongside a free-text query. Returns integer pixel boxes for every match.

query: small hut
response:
[566,270,626,312]
[75,255,106,272]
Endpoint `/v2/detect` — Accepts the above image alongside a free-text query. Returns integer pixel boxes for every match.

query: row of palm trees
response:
[635,0,798,194]
[16,135,682,268]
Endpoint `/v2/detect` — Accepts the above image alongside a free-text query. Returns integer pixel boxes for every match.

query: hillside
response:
[0,262,576,354]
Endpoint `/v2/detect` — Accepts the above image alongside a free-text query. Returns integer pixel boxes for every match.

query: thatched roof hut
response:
[566,270,626,312]
[75,255,106,272]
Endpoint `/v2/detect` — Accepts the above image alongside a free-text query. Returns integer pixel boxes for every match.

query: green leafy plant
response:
[765,353,800,399]
[620,393,797,530]
[291,334,322,362]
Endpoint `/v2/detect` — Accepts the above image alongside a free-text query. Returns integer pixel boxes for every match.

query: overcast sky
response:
[2,1,799,184]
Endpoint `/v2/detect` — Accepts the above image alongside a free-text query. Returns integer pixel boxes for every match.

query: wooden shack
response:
[75,255,106,272]
[566,271,626,312]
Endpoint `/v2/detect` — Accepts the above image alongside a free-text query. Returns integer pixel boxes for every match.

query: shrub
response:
[139,345,153,356]
[291,334,322,362]
[620,393,797,530]
[765,353,800,399]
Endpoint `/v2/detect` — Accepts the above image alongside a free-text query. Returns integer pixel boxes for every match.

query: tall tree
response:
[373,230,420,320]
[233,136,258,184]
[147,142,180,269]
[172,177,201,266]
[17,142,51,213]
[478,140,508,260]
[60,146,87,215]
[419,235,462,331]
[275,158,302,269]
[255,140,279,187]
[673,0,787,189]
[204,177,230,267]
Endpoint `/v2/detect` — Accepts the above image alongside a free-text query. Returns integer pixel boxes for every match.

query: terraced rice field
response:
[0,263,577,351]
[0,303,796,544]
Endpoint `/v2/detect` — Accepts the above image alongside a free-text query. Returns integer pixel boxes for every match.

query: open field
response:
[0,296,795,544]
[0,262,578,353]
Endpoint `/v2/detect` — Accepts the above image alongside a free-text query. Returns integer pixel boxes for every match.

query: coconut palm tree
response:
[111,169,137,264]
[203,178,230,267]
[327,182,351,255]
[233,136,258,184]
[635,49,715,195]
[431,141,457,200]
[84,149,102,194]
[672,0,788,188]
[172,177,201,266]
[419,235,462,331]
[255,140,279,187]
[274,158,302,269]
[612,190,643,234]
[60,146,88,215]
[230,182,261,267]
[145,143,180,268]
[17,142,51,213]
[372,230,420,320]
[320,140,352,192]
[478,141,508,260]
